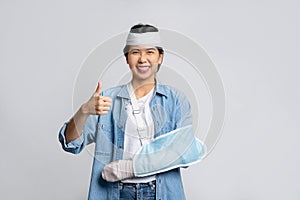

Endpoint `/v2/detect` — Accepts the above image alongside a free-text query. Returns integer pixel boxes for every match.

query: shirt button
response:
[118,124,123,129]
[101,124,105,129]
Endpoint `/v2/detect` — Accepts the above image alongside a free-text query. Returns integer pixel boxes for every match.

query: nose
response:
[138,52,147,63]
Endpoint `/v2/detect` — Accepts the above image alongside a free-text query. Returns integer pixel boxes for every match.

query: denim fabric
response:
[119,181,156,200]
[58,83,191,200]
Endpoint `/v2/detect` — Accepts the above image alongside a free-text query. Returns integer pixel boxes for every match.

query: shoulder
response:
[156,83,188,101]
[101,84,127,97]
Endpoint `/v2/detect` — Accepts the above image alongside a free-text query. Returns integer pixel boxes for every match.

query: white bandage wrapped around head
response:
[126,32,162,47]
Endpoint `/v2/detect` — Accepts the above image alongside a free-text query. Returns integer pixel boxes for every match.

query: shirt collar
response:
[116,81,168,99]
[155,82,168,97]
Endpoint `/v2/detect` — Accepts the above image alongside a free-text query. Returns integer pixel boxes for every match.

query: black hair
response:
[129,24,159,33]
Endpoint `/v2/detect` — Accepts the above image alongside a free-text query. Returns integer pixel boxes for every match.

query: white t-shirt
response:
[122,85,156,183]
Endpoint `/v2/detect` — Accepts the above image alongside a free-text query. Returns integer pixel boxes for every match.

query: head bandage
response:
[126,32,162,47]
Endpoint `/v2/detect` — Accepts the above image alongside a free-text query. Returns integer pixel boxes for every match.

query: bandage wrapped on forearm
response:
[102,125,206,182]
[102,160,134,182]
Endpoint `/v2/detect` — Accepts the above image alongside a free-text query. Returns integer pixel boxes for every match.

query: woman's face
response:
[126,45,163,83]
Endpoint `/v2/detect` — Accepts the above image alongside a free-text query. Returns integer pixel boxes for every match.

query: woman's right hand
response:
[81,81,112,115]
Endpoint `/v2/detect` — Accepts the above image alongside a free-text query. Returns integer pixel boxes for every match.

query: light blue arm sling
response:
[133,125,206,177]
[127,83,206,177]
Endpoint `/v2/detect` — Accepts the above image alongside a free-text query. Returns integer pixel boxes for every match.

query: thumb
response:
[93,81,102,96]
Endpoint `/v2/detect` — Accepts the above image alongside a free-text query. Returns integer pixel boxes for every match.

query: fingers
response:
[101,96,112,102]
[94,96,112,115]
[88,81,112,115]
[93,81,102,97]
[94,96,112,106]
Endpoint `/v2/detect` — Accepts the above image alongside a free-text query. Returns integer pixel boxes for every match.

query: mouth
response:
[137,65,151,73]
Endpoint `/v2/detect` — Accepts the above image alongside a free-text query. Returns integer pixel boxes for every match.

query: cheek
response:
[152,55,162,64]
[151,58,161,65]
[129,65,134,70]
[127,56,137,65]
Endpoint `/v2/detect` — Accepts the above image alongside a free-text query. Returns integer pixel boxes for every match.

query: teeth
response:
[137,66,150,72]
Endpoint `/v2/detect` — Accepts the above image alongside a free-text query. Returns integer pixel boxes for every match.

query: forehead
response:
[128,45,158,51]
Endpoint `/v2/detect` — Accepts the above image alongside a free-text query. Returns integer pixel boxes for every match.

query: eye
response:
[130,50,140,55]
[147,50,155,54]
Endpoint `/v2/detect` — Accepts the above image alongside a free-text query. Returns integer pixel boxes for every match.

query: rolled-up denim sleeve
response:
[58,115,99,154]
[175,90,193,128]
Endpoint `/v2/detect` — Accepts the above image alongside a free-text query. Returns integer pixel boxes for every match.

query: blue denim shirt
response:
[59,83,192,200]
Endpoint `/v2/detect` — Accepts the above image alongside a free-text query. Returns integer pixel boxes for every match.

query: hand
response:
[102,160,134,182]
[81,81,112,115]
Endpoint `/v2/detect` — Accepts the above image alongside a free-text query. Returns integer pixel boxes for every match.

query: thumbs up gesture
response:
[82,81,112,115]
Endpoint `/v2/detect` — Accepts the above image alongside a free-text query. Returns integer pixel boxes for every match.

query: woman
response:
[59,24,205,200]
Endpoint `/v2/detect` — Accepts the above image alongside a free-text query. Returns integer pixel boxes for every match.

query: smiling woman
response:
[58,23,206,200]
[123,24,164,71]
[126,46,163,92]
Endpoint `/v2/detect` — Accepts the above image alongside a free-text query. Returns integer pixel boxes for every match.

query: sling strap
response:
[127,83,153,146]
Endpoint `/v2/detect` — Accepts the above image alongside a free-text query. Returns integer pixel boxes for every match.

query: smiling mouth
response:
[137,66,151,73]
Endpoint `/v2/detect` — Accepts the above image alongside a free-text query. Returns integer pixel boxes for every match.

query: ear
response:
[126,56,133,69]
[158,52,164,64]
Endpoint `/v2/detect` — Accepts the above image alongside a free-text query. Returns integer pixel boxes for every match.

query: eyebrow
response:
[129,47,156,51]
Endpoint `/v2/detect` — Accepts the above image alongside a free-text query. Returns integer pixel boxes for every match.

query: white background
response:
[1,0,299,199]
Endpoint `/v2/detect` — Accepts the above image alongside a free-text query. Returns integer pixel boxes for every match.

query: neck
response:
[131,79,155,99]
